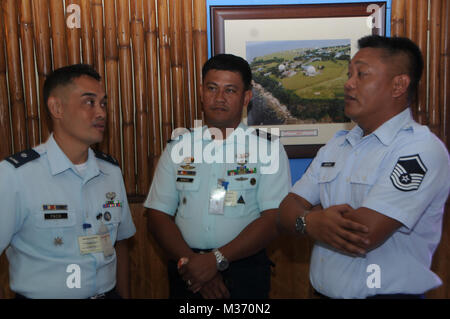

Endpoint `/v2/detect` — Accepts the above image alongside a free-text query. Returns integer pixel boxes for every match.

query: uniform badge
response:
[390,154,427,192]
[106,192,116,201]
[237,195,245,204]
[104,211,112,221]
[54,237,63,246]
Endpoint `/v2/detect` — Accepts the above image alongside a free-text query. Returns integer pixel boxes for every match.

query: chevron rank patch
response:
[390,154,427,192]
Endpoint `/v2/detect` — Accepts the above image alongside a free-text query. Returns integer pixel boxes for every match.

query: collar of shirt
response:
[343,108,415,147]
[43,134,103,179]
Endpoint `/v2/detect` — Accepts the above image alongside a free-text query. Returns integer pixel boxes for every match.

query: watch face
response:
[218,260,229,271]
[295,216,306,234]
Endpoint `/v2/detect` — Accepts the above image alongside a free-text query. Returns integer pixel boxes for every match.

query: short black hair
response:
[43,64,101,107]
[202,54,252,91]
[358,35,423,103]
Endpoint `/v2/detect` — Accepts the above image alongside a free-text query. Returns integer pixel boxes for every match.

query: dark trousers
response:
[168,249,273,299]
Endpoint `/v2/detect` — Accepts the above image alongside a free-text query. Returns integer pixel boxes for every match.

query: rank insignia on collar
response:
[54,237,63,246]
[390,154,427,192]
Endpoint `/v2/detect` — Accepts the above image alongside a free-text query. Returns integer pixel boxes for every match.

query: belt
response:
[15,287,120,299]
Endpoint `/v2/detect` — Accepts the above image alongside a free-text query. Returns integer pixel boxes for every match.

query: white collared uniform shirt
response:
[0,135,136,298]
[144,123,291,249]
[292,108,450,298]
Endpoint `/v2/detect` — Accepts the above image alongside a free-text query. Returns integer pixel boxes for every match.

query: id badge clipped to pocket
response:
[209,179,227,215]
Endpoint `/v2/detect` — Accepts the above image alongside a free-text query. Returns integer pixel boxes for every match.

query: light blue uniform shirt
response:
[292,108,450,298]
[144,123,291,249]
[0,135,136,298]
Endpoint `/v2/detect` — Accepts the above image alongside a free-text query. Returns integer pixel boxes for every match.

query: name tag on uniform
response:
[321,162,335,167]
[224,191,238,206]
[44,213,68,220]
[177,177,194,183]
[78,235,104,255]
[78,224,114,257]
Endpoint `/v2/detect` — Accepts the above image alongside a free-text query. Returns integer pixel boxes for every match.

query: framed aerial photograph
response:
[208,0,390,157]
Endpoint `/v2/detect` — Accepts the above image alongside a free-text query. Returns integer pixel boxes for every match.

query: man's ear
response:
[392,74,411,98]
[47,96,64,119]
[243,89,253,108]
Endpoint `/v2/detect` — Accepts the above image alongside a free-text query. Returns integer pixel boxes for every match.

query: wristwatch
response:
[295,214,307,235]
[212,248,229,271]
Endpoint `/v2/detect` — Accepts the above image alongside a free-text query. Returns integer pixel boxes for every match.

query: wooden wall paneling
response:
[0,0,12,160]
[131,0,150,196]
[104,0,122,166]
[193,0,207,121]
[66,0,81,65]
[19,0,39,147]
[92,0,105,81]
[92,0,108,153]
[391,0,406,37]
[170,0,185,130]
[158,0,173,146]
[428,0,442,137]
[3,0,27,153]
[439,0,450,147]
[129,204,169,298]
[182,0,196,130]
[117,0,136,195]
[31,0,51,141]
[49,0,68,69]
[143,0,162,179]
[428,2,450,299]
[416,0,428,125]
[79,0,94,66]
[267,235,314,298]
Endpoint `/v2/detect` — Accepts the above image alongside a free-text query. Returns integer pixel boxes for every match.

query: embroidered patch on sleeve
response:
[390,154,427,192]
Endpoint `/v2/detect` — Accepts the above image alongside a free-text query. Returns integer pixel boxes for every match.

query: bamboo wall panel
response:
[31,0,51,140]
[66,0,81,65]
[19,0,39,148]
[193,0,208,121]
[131,0,150,196]
[3,0,27,153]
[416,0,428,125]
[80,0,94,66]
[117,0,136,194]
[158,0,173,146]
[49,0,68,69]
[0,2,11,159]
[104,0,121,164]
[183,0,196,129]
[144,0,161,177]
[392,0,450,299]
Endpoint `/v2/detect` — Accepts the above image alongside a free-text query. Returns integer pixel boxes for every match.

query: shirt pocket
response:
[317,165,342,206]
[175,177,201,219]
[223,175,259,218]
[349,170,377,208]
[33,210,77,256]
[100,207,121,242]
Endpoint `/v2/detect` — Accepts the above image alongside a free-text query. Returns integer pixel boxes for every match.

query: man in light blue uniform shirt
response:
[0,64,136,299]
[145,54,290,299]
[279,35,450,298]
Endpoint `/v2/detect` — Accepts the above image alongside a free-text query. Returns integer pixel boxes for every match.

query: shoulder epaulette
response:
[255,128,272,141]
[94,150,119,166]
[5,149,40,168]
